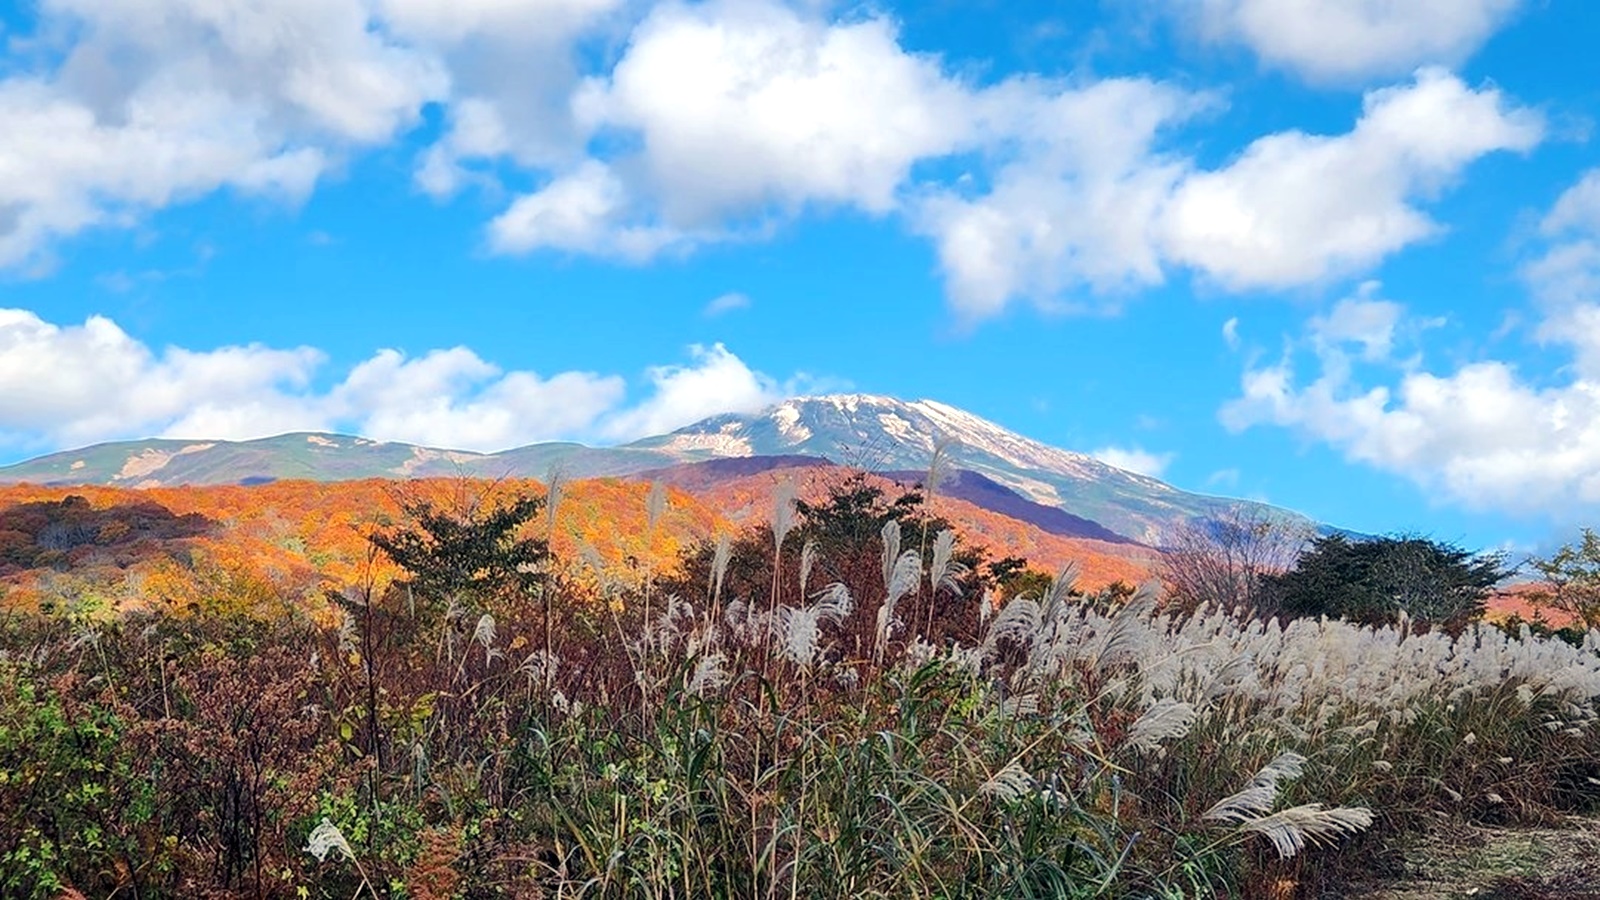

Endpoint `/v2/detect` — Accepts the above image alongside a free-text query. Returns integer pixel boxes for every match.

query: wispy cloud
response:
[704,292,752,317]
[1092,445,1176,478]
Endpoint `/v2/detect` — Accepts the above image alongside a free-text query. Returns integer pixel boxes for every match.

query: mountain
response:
[632,395,1299,543]
[0,433,685,487]
[633,457,1160,588]
[0,393,1314,544]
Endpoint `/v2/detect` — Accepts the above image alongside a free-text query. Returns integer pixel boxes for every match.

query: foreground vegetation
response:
[1,476,1598,898]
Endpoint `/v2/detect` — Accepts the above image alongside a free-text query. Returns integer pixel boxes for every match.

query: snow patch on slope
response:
[771,403,812,443]
[657,432,755,457]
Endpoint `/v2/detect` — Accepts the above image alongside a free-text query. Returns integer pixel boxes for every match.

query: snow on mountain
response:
[0,393,1312,545]
[630,394,1298,544]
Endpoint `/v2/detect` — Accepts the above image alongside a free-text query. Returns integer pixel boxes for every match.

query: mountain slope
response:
[0,393,1315,544]
[631,395,1299,543]
[634,459,1159,589]
[0,433,685,487]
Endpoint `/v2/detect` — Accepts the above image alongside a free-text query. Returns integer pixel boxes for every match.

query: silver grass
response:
[1239,804,1374,859]
[1090,590,1157,674]
[473,613,496,650]
[649,594,694,650]
[998,692,1039,719]
[778,583,854,667]
[925,437,953,499]
[1041,563,1080,622]
[772,480,798,552]
[579,542,604,572]
[888,550,922,606]
[1204,650,1257,701]
[518,649,558,691]
[929,529,967,597]
[1125,698,1198,752]
[710,533,732,606]
[880,519,902,594]
[67,626,101,652]
[473,613,501,663]
[545,466,567,536]
[337,611,358,657]
[979,587,995,628]
[411,740,430,788]
[305,818,355,862]
[983,596,1042,659]
[875,550,922,664]
[687,652,731,698]
[1204,751,1308,823]
[979,760,1034,803]
[800,539,818,599]
[646,479,667,532]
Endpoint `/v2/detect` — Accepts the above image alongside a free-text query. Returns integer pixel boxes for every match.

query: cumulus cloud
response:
[918,68,1539,317]
[0,0,1548,329]
[1221,174,1600,519]
[578,0,977,225]
[0,309,793,452]
[1162,69,1542,290]
[0,0,452,267]
[326,348,627,450]
[1184,0,1523,82]
[1092,445,1176,479]
[599,343,786,440]
[384,0,626,196]
[481,0,1216,321]
[0,308,324,445]
[915,78,1201,319]
[488,161,686,260]
[0,0,633,266]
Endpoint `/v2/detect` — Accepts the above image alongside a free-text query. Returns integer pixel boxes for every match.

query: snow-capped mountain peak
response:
[627,394,1242,543]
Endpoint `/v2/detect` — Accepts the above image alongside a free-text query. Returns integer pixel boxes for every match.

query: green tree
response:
[367,490,548,608]
[1525,528,1600,631]
[1263,534,1508,629]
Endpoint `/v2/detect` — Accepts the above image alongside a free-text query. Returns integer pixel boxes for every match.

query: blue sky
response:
[1,0,1598,554]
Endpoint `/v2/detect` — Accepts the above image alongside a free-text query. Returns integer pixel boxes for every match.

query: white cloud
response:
[1186,0,1523,82]
[0,308,323,445]
[384,0,626,197]
[1222,353,1600,516]
[1221,176,1600,519]
[599,343,785,441]
[704,292,752,316]
[1222,317,1241,350]
[0,308,797,453]
[577,0,978,226]
[1310,282,1404,362]
[378,0,620,43]
[914,78,1202,319]
[1092,445,1176,479]
[1206,468,1241,489]
[1162,69,1542,291]
[0,0,449,267]
[487,161,685,260]
[1525,169,1600,319]
[326,347,627,449]
[0,0,1548,330]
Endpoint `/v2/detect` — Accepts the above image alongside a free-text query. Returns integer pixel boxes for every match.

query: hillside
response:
[0,393,1320,545]
[0,461,1158,616]
[636,457,1157,589]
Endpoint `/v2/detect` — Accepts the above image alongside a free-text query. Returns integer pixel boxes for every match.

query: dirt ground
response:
[1343,816,1600,899]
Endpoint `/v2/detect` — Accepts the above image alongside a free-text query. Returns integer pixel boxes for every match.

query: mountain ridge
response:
[0,393,1316,544]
